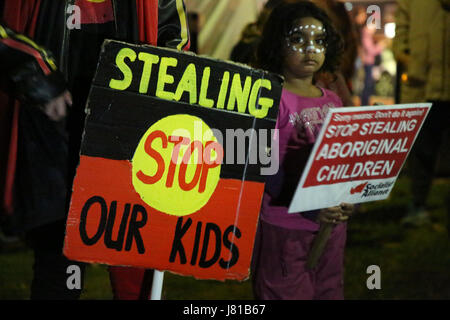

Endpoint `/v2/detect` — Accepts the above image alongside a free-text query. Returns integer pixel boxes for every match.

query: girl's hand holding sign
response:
[318,202,354,225]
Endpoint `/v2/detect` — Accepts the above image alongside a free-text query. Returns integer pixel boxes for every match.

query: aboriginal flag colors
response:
[64,40,283,280]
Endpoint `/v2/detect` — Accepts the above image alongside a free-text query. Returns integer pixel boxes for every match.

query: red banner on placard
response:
[289,104,432,213]
[304,107,428,187]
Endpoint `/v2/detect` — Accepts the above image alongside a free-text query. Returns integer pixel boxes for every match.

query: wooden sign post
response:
[63,40,283,285]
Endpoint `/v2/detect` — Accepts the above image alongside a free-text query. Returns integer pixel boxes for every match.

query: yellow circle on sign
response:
[131,114,222,216]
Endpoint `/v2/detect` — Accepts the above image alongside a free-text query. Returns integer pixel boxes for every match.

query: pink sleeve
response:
[275,99,289,129]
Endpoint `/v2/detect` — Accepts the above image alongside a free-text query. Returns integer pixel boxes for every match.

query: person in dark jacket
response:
[0,24,71,119]
[0,22,81,300]
[0,0,190,300]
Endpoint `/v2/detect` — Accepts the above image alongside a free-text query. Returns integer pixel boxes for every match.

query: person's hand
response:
[43,90,72,121]
[340,202,354,218]
[317,203,354,225]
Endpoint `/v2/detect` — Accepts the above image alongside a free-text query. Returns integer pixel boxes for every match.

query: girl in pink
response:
[251,1,354,300]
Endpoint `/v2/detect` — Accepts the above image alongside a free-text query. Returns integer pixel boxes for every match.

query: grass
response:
[0,176,449,300]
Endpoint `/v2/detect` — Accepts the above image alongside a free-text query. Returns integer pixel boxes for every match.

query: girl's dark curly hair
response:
[255,1,343,76]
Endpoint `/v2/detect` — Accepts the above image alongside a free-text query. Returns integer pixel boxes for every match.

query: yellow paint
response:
[138,52,160,94]
[174,63,197,104]
[109,47,136,90]
[227,74,252,114]
[108,48,276,119]
[198,67,214,108]
[156,57,178,100]
[131,114,221,216]
[216,71,230,109]
[248,79,274,119]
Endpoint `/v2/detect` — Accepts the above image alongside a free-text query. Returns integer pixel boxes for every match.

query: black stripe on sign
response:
[81,87,278,182]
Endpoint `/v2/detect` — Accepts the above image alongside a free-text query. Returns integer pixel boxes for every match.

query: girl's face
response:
[282,17,327,79]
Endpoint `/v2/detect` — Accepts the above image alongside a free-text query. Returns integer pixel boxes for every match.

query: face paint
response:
[286,23,327,54]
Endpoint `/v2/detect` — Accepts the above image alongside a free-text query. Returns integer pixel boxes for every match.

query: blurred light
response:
[385,22,396,39]
[401,73,408,82]
[344,2,353,11]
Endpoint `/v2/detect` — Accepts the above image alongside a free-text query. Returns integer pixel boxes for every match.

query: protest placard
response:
[63,40,282,281]
[289,103,432,213]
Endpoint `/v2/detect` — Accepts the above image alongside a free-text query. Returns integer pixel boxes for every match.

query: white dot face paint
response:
[286,21,327,54]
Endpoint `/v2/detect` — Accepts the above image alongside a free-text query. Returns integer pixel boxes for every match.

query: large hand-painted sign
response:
[63,40,283,280]
[289,103,432,213]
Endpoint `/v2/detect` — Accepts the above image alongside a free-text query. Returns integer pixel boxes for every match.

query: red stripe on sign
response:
[1,38,51,75]
[302,107,429,187]
[64,155,265,280]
